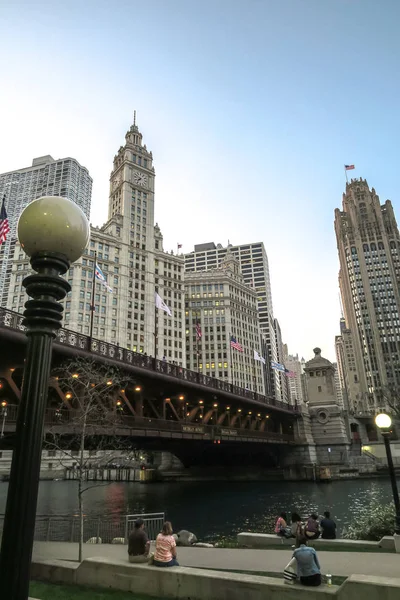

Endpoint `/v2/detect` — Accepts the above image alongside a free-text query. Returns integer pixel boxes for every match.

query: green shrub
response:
[344,500,395,541]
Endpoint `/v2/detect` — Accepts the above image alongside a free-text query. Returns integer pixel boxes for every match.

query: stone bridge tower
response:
[304,348,351,464]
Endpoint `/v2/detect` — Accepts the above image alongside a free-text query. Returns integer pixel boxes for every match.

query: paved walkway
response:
[32,541,400,578]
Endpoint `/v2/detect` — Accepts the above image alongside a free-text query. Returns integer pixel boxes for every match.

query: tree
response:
[344,499,395,541]
[376,386,400,420]
[45,357,136,562]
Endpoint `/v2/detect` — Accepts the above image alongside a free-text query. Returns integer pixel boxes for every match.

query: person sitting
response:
[153,521,179,567]
[292,536,322,587]
[320,511,337,539]
[275,512,291,538]
[304,513,320,540]
[290,512,303,539]
[128,518,151,563]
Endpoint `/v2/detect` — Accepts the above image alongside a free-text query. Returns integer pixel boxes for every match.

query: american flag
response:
[344,164,355,170]
[285,368,296,378]
[230,335,243,352]
[0,195,10,246]
[196,320,202,340]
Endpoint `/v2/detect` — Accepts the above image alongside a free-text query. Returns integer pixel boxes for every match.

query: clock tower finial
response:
[133,110,136,127]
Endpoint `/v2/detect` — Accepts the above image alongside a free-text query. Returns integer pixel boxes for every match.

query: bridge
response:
[0,308,302,467]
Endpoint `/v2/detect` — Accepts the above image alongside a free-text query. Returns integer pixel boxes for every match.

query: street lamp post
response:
[375,413,400,538]
[0,196,89,600]
[0,401,7,438]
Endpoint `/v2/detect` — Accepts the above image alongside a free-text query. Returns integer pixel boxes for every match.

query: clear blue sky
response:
[1,0,400,361]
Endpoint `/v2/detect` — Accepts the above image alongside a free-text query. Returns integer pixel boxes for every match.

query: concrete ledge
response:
[338,574,400,600]
[378,536,395,550]
[31,558,79,585]
[76,557,336,599]
[238,532,382,550]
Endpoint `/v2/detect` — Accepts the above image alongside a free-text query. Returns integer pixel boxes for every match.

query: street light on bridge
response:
[375,413,400,540]
[0,196,89,599]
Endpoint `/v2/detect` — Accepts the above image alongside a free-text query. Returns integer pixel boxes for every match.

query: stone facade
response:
[6,118,186,365]
[184,250,265,392]
[335,178,400,413]
[304,347,351,464]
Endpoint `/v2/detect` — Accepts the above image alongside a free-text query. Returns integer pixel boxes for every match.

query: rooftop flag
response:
[344,164,355,170]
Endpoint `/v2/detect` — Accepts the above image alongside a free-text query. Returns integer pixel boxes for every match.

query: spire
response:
[133,110,136,126]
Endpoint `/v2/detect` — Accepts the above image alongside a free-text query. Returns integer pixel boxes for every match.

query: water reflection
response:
[0,479,393,540]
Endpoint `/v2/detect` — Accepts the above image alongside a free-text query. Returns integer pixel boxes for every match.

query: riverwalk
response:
[32,541,400,579]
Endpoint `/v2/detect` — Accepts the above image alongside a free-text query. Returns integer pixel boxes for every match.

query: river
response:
[0,479,394,541]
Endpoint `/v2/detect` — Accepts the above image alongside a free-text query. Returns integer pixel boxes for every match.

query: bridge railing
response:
[0,307,298,415]
[0,512,165,544]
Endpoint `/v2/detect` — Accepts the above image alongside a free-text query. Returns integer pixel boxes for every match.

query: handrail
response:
[0,307,299,414]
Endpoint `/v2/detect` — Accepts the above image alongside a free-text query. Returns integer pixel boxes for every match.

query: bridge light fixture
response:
[198,400,204,405]
[238,409,242,413]
[9,368,15,373]
[65,392,72,400]
[134,386,142,392]
[213,403,218,408]
[186,412,190,417]
[178,395,184,401]
[90,383,95,388]
[72,373,79,379]
[165,398,171,402]
[266,415,270,419]
[199,414,203,419]
[116,400,122,407]
[0,383,3,389]
[257,413,261,417]
[226,406,230,410]
[1,401,7,408]
[248,411,252,415]
[106,380,112,386]
[121,389,125,394]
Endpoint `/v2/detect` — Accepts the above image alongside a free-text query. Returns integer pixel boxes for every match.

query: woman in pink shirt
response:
[154,521,179,567]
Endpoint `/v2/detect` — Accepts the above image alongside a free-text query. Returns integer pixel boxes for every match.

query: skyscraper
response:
[184,242,278,397]
[335,177,400,413]
[0,155,92,306]
[6,117,186,363]
[184,249,265,392]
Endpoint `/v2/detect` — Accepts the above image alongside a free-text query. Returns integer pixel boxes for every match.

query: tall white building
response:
[185,250,265,392]
[6,118,186,365]
[184,242,279,397]
[0,155,92,307]
[285,353,305,405]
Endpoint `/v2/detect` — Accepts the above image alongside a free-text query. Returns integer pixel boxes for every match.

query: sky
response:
[1,0,400,362]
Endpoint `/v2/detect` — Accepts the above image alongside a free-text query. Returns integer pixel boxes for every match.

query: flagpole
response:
[154,306,158,360]
[89,250,97,347]
[344,165,348,184]
[253,358,257,394]
[229,332,234,386]
[196,318,200,373]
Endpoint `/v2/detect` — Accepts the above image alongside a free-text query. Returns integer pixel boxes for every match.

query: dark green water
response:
[0,479,394,540]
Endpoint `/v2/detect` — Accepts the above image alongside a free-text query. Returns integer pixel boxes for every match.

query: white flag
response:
[254,349,266,364]
[155,292,172,317]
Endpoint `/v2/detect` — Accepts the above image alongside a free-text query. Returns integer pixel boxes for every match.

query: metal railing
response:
[0,512,165,544]
[0,307,298,415]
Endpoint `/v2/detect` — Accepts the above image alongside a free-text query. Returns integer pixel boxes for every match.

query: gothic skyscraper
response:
[335,178,400,413]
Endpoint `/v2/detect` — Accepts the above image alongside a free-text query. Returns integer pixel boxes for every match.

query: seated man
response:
[320,511,337,540]
[128,519,151,563]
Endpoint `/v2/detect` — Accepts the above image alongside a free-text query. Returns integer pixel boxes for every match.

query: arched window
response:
[363,244,369,252]
[371,243,377,251]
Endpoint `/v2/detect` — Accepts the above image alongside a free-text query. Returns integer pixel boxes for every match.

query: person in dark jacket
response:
[128,519,151,563]
[320,511,337,539]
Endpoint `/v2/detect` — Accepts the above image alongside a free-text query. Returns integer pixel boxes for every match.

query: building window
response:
[318,386,322,392]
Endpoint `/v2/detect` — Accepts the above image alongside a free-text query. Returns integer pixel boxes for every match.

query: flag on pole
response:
[95,263,113,292]
[254,349,266,364]
[196,320,202,340]
[0,196,10,246]
[271,361,285,373]
[155,292,172,316]
[285,368,296,378]
[230,336,244,352]
[344,164,355,170]
[177,243,182,249]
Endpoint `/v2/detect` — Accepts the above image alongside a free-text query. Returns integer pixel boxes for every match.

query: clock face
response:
[132,170,148,187]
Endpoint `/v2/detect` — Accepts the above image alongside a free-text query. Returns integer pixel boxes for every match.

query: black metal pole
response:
[154,308,158,360]
[382,431,400,534]
[0,252,70,600]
